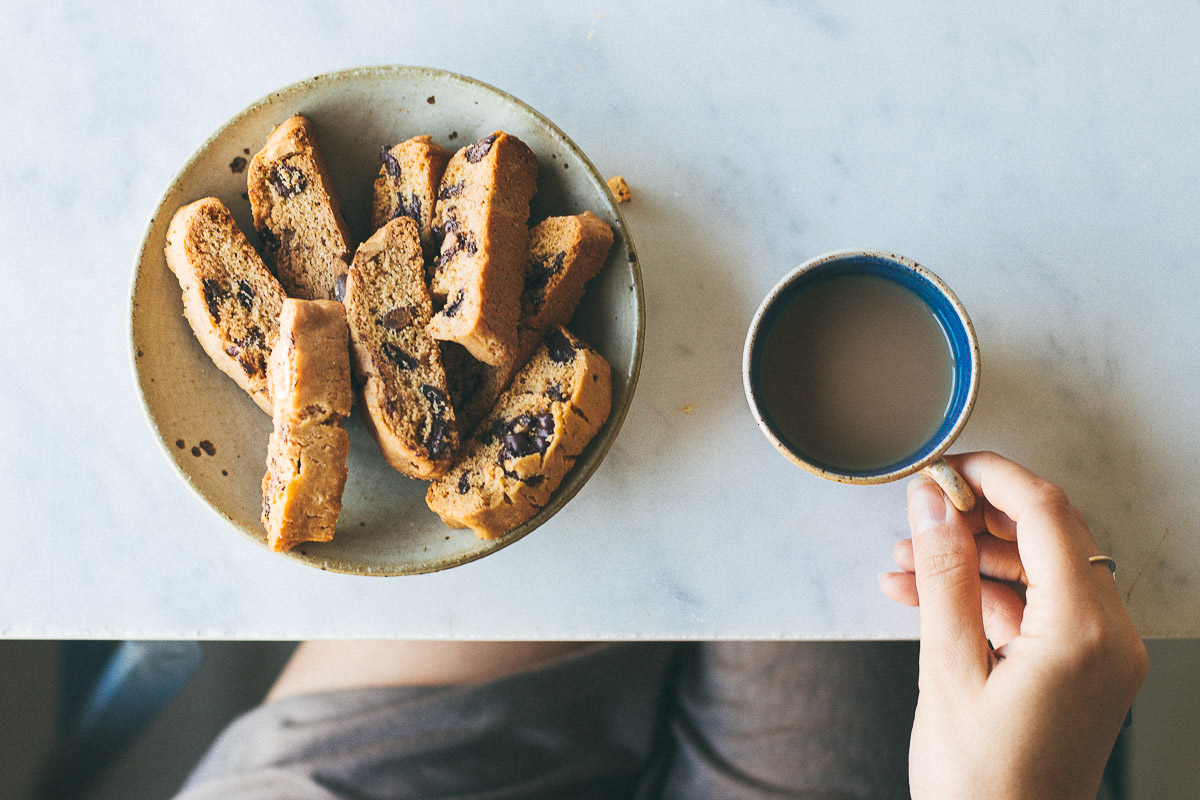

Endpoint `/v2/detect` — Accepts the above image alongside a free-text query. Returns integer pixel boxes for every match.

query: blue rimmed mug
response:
[742,250,980,511]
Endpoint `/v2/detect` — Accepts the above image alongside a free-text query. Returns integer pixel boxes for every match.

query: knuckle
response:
[1078,622,1111,659]
[1059,617,1112,671]
[1031,481,1072,514]
[1060,617,1148,690]
[1061,649,1105,681]
[1049,607,1149,694]
[920,548,977,590]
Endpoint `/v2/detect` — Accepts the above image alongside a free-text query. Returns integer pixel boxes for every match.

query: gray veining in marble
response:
[1,0,1197,637]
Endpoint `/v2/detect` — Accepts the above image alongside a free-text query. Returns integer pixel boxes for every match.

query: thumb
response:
[908,477,991,684]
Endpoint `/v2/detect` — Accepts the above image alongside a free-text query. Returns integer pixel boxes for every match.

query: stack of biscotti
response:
[417,132,614,539]
[446,210,614,436]
[262,299,352,551]
[167,115,359,550]
[165,119,618,548]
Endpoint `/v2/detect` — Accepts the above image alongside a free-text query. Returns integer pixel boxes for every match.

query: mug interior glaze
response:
[743,250,979,507]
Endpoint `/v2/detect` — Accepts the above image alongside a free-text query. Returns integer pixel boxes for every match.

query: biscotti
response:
[520,212,613,336]
[426,326,611,539]
[447,211,614,435]
[248,115,354,301]
[371,135,452,261]
[164,197,288,413]
[261,299,352,552]
[427,131,538,366]
[345,216,458,479]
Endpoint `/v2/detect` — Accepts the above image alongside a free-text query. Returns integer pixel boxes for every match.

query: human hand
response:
[878,451,1148,800]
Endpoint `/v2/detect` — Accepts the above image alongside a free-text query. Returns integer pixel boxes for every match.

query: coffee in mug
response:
[743,250,979,510]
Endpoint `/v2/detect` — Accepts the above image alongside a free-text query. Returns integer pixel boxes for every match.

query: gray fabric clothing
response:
[177,643,677,800]
[652,642,918,799]
[173,642,918,800]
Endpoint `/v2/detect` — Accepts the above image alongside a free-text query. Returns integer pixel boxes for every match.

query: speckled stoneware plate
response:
[130,66,643,575]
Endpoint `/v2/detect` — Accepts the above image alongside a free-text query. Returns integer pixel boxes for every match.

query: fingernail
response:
[907,478,947,532]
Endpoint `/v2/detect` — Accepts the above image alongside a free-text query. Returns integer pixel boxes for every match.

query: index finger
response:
[942,452,1093,601]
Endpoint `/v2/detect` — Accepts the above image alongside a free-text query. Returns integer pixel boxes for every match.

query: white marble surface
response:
[2,1,1197,638]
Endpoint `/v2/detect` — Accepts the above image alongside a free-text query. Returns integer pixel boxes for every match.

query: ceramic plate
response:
[130,66,643,575]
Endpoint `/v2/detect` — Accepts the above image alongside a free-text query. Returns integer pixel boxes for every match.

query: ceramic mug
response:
[742,249,980,511]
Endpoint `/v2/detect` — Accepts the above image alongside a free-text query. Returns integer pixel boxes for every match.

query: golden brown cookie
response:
[248,115,354,301]
[371,135,452,260]
[427,327,611,539]
[164,197,287,413]
[261,299,352,552]
[345,216,457,478]
[427,131,537,366]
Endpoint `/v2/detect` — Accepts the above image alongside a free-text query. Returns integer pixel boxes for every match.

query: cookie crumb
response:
[682,404,694,414]
[427,95,436,104]
[191,446,202,457]
[607,175,632,203]
[175,439,185,449]
[199,440,216,456]
[230,156,247,174]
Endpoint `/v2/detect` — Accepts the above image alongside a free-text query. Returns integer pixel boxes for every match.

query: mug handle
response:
[920,458,976,512]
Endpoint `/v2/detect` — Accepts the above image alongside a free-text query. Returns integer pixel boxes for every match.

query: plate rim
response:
[128,64,644,576]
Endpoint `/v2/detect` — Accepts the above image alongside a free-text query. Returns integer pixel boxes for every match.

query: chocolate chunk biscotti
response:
[427,131,538,366]
[370,135,452,259]
[447,211,614,435]
[427,326,611,539]
[344,216,457,479]
[248,115,354,301]
[164,197,287,413]
[261,299,352,552]
[520,212,614,337]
